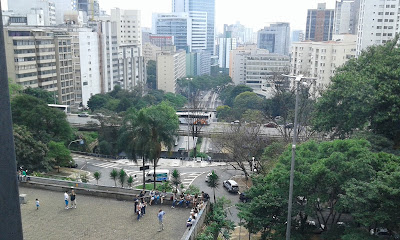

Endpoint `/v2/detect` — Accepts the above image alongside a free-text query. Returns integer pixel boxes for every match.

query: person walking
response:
[136,202,142,221]
[64,190,69,209]
[141,200,147,216]
[35,199,40,210]
[157,209,166,231]
[70,190,77,209]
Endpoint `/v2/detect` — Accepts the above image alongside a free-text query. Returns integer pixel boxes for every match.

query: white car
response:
[223,180,239,193]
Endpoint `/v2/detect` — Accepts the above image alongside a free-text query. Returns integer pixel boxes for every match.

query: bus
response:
[48,104,70,114]
[145,169,170,182]
[177,111,212,125]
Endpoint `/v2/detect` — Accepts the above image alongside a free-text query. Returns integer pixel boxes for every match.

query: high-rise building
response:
[229,45,290,94]
[77,0,100,20]
[7,0,56,26]
[51,0,78,24]
[117,45,146,90]
[291,30,305,43]
[149,35,175,48]
[2,9,46,26]
[257,22,290,55]
[356,0,399,56]
[186,50,211,76]
[334,0,360,35]
[152,13,192,51]
[70,29,101,107]
[224,22,255,45]
[291,35,357,89]
[188,11,207,51]
[4,27,75,105]
[157,50,186,93]
[305,3,335,41]
[172,0,215,54]
[110,8,142,46]
[217,37,237,71]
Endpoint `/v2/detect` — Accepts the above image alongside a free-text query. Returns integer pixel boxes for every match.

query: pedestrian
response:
[185,193,191,208]
[134,195,139,213]
[70,190,77,209]
[157,209,166,231]
[35,199,40,210]
[141,200,147,216]
[161,191,166,204]
[22,169,27,182]
[136,202,142,221]
[177,193,185,207]
[64,190,69,209]
[149,190,155,205]
[171,192,177,209]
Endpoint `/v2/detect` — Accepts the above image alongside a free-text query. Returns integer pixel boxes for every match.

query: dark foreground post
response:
[0,3,24,239]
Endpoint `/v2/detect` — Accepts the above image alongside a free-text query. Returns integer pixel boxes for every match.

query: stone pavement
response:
[19,187,190,240]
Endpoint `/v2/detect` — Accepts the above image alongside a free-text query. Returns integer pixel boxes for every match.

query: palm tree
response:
[119,103,179,190]
[110,168,118,186]
[206,170,219,203]
[171,169,182,193]
[93,171,101,185]
[119,169,127,187]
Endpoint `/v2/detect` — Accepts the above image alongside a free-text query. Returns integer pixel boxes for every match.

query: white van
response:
[145,169,170,182]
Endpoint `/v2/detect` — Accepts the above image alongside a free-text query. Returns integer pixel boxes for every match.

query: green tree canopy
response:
[238,139,400,239]
[47,141,72,167]
[313,36,400,145]
[147,60,157,90]
[220,85,253,107]
[11,94,73,143]
[23,87,56,104]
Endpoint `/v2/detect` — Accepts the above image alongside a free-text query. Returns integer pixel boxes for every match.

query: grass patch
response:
[135,182,171,191]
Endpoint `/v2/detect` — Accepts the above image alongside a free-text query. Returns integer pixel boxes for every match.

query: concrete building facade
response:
[111,8,142,46]
[7,0,56,26]
[157,50,186,93]
[356,0,399,56]
[305,3,335,41]
[291,35,357,88]
[186,50,211,76]
[257,22,290,55]
[334,0,360,35]
[217,37,237,71]
[117,45,146,90]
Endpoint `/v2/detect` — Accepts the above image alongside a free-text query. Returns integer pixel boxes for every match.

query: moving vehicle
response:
[223,180,239,193]
[177,111,212,125]
[78,112,89,117]
[145,169,170,182]
[205,172,212,182]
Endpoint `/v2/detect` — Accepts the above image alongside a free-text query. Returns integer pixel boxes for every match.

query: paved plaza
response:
[19,187,190,240]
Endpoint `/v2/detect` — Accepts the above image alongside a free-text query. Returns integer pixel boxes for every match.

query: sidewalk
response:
[19,187,190,240]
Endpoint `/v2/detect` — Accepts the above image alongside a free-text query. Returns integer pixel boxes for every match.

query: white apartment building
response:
[117,45,146,90]
[52,0,78,24]
[157,50,186,93]
[7,0,56,25]
[2,9,46,26]
[71,30,101,107]
[4,27,74,105]
[188,11,207,51]
[291,35,357,88]
[111,8,142,46]
[229,45,290,95]
[356,0,399,56]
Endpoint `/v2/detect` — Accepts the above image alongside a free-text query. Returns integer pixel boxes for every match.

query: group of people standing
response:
[64,189,77,209]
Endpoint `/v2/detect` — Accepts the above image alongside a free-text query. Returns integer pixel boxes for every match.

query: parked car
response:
[223,180,239,193]
[205,172,212,182]
[239,192,250,202]
[68,161,78,168]
[78,112,89,117]
[264,122,278,128]
[285,123,294,129]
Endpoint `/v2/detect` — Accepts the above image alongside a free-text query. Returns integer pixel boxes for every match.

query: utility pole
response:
[0,4,24,239]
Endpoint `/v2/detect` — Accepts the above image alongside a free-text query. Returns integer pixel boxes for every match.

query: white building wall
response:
[78,31,101,107]
[189,11,207,51]
[52,0,77,24]
[111,8,142,46]
[157,50,186,93]
[7,0,56,25]
[356,0,399,56]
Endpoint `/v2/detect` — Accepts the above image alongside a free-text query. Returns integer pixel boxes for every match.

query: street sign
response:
[140,165,150,171]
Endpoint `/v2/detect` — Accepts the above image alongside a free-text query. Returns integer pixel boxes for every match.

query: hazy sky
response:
[1,0,336,33]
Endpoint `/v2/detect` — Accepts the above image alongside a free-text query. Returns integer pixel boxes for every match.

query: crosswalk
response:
[181,172,204,188]
[90,162,142,177]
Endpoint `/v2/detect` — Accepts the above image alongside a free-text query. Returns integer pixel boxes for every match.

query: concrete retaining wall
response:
[180,202,211,240]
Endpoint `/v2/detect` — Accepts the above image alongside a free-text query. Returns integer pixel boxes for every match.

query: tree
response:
[232,91,265,119]
[13,124,52,172]
[110,168,118,187]
[313,36,400,145]
[216,105,232,122]
[197,197,235,240]
[47,141,72,168]
[171,169,182,193]
[127,175,134,188]
[23,87,56,104]
[212,121,269,179]
[147,60,157,89]
[93,171,101,185]
[206,170,219,203]
[119,169,127,187]
[87,94,110,112]
[219,85,253,107]
[8,78,22,99]
[238,139,400,238]
[11,95,73,143]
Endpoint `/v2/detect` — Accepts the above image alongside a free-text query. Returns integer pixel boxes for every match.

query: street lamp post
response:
[282,74,313,240]
[252,156,255,173]
[186,77,193,160]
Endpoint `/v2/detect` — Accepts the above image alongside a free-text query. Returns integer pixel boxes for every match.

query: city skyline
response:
[0,0,336,33]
